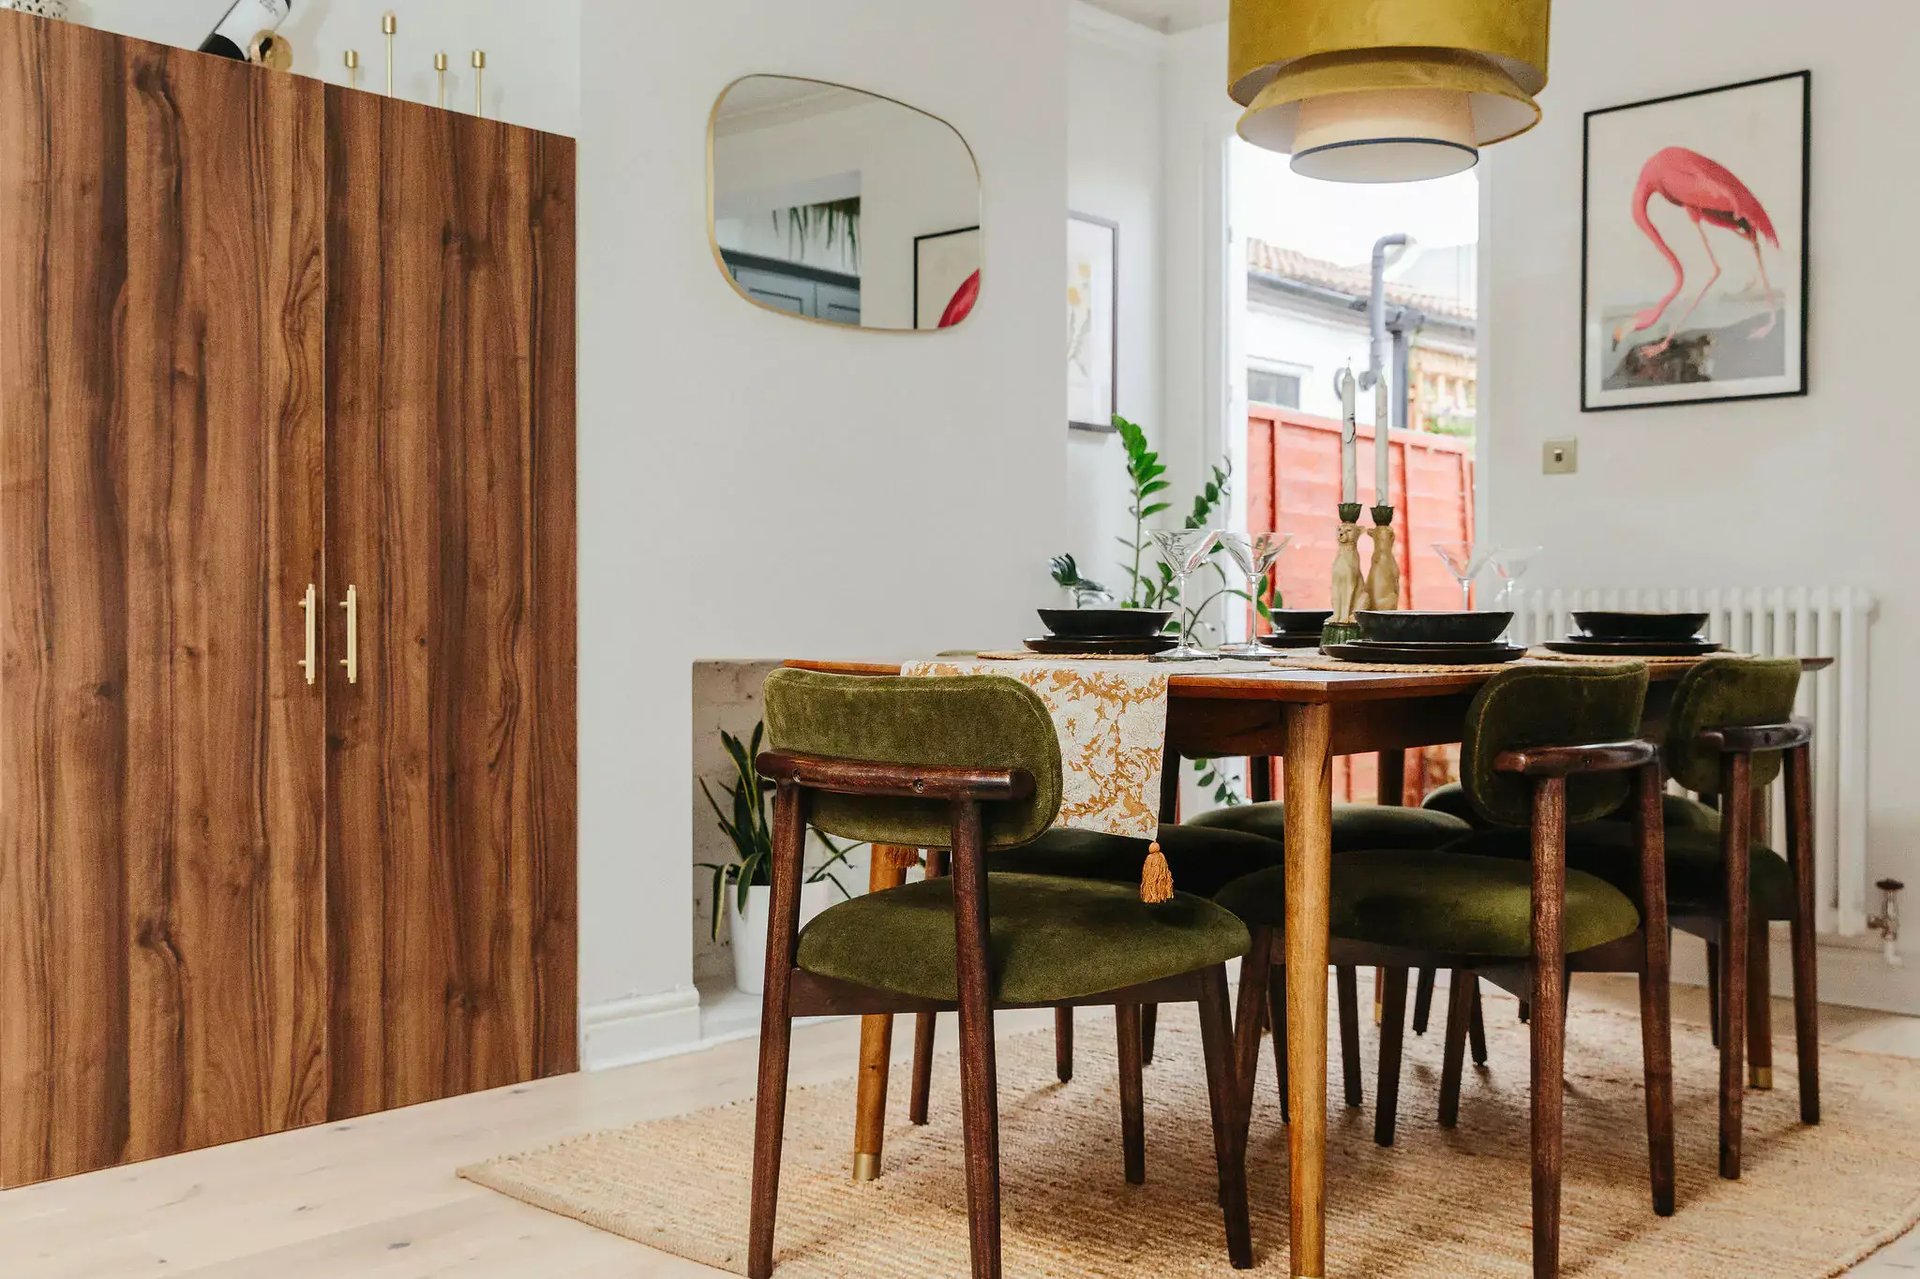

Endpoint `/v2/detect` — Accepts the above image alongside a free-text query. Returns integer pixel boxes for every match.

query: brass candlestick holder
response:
[1324,502,1368,648]
[1367,505,1401,613]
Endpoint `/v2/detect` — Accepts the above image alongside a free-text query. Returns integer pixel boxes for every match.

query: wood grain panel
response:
[0,12,327,1185]
[323,87,576,1118]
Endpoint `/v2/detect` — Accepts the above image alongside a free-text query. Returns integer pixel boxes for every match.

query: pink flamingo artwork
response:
[937,269,980,327]
[1612,145,1781,358]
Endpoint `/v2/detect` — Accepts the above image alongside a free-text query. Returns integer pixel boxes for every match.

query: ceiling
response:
[1082,0,1229,33]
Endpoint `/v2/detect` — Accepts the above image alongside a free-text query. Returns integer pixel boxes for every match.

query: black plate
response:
[1024,634,1176,655]
[1572,610,1709,641]
[1257,631,1323,650]
[1326,641,1529,665]
[1038,607,1172,639]
[1356,610,1513,644]
[1544,637,1724,657]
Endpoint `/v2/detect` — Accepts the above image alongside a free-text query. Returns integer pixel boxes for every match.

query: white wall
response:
[1060,3,1166,585]
[1483,0,1917,1010]
[580,0,1069,1065]
[69,0,578,135]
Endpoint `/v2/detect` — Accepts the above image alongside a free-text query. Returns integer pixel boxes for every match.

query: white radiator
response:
[1510,587,1877,936]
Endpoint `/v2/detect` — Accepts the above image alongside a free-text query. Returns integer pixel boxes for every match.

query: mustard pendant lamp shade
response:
[1230,0,1551,183]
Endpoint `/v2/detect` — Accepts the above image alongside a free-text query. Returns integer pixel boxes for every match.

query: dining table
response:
[784,652,1830,1278]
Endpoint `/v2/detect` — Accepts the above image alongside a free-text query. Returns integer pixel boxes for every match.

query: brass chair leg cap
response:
[852,1152,882,1182]
[1750,1066,1774,1090]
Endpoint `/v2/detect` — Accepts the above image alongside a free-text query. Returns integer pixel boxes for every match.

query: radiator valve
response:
[1869,879,1904,966]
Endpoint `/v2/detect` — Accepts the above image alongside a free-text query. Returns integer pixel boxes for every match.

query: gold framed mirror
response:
[708,75,982,331]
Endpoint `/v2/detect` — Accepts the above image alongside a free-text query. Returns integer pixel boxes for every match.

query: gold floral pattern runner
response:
[902,658,1173,838]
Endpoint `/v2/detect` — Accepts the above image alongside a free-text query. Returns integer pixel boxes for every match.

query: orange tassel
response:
[875,844,923,873]
[1139,841,1174,904]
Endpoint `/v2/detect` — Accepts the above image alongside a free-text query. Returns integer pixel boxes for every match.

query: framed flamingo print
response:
[1581,71,1810,411]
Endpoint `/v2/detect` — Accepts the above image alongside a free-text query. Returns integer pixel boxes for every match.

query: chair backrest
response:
[1663,656,1803,796]
[1459,663,1650,827]
[761,668,1063,851]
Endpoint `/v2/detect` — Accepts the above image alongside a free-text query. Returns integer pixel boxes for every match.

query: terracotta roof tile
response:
[1246,239,1475,323]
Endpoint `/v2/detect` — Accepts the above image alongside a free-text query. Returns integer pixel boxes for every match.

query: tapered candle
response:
[343,49,359,89]
[472,50,486,117]
[382,13,396,98]
[435,52,448,107]
[1339,366,1358,506]
[1375,374,1391,506]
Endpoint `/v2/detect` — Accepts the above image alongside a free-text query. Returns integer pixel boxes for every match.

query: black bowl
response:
[1356,609,1513,644]
[1572,611,1709,641]
[1037,607,1172,639]
[1270,608,1333,634]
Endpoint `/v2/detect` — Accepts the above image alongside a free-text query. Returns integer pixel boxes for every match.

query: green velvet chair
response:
[975,821,1368,1121]
[1438,656,1817,1180]
[1422,779,1722,832]
[750,669,1253,1279]
[1214,663,1676,1279]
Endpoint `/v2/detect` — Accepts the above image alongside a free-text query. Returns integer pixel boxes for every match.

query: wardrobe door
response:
[323,87,576,1119]
[0,16,328,1185]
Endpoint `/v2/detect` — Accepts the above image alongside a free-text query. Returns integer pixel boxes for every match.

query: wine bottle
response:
[199,0,293,62]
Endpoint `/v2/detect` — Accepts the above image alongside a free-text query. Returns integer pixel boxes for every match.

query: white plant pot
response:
[729,880,836,996]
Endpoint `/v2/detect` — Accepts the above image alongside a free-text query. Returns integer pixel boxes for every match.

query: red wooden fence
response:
[1245,406,1477,802]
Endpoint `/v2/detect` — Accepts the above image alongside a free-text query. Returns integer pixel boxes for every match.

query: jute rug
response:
[461,995,1920,1277]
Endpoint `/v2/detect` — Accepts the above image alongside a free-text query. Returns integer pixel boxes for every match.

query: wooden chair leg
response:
[1747,917,1773,1089]
[1530,776,1569,1279]
[951,808,1003,1279]
[748,786,809,1279]
[1718,754,1753,1182]
[1268,966,1290,1125]
[1438,972,1473,1128]
[1116,1004,1147,1185]
[1054,1007,1074,1084]
[1374,968,1409,1146]
[1232,928,1276,1150]
[1468,976,1489,1066]
[1141,1004,1158,1066]
[1336,964,1363,1108]
[1197,966,1255,1269]
[910,1013,938,1125]
[1786,745,1821,1124]
[1635,761,1676,1217]
[1707,940,1724,1042]
[1412,966,1437,1035]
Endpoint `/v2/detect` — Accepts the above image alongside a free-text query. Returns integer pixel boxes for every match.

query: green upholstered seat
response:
[1439,823,1795,920]
[1422,781,1721,834]
[1214,852,1642,959]
[1185,801,1471,852]
[987,824,1285,900]
[795,872,1251,1004]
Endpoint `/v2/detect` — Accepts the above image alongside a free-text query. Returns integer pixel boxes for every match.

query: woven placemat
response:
[1530,648,1745,667]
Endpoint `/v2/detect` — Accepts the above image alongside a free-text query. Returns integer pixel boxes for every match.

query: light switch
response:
[1543,439,1578,475]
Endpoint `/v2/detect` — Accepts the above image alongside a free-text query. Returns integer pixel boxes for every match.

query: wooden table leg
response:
[853,844,917,1180]
[1283,703,1334,1278]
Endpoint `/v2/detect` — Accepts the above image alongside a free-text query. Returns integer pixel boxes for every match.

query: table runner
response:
[901,658,1173,839]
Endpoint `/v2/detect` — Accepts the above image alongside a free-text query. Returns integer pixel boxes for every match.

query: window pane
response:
[1248,368,1301,409]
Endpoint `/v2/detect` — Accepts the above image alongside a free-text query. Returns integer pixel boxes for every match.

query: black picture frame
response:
[1067,211,1119,433]
[912,224,981,331]
[1580,70,1811,412]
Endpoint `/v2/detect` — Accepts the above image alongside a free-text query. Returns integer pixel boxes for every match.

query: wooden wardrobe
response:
[0,12,577,1186]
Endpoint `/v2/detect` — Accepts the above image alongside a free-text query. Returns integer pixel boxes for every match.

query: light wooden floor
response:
[4,981,1915,1278]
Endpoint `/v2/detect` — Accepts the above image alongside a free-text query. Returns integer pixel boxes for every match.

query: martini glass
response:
[1432,541,1490,611]
[1150,528,1218,661]
[1216,531,1293,657]
[1489,545,1542,611]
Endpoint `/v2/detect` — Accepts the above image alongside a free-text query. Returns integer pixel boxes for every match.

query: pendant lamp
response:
[1229,0,1551,183]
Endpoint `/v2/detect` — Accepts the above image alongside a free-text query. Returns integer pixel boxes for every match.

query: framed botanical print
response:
[1067,212,1118,432]
[913,225,981,330]
[1582,70,1810,411]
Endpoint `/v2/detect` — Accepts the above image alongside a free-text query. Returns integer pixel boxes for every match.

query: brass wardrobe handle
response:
[297,584,318,685]
[339,585,359,685]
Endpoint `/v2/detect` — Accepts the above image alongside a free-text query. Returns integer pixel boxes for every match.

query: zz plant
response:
[697,722,857,940]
